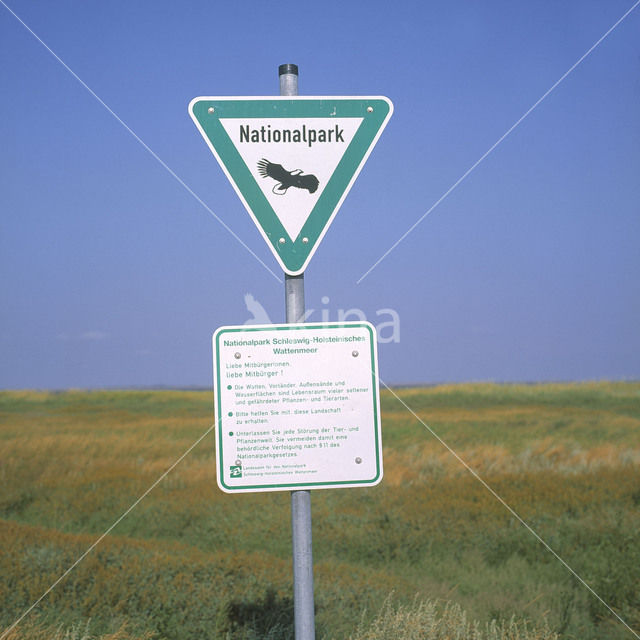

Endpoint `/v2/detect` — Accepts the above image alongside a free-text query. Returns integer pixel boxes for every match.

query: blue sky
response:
[1,0,639,389]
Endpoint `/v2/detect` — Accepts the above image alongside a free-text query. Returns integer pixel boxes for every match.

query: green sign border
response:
[190,97,393,275]
[213,322,382,492]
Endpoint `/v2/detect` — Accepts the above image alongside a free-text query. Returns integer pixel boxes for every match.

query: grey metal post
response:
[280,63,315,640]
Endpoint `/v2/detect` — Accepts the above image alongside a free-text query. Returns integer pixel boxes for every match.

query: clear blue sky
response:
[1,0,639,389]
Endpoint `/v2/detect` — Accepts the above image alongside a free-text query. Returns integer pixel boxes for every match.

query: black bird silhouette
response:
[257,159,319,195]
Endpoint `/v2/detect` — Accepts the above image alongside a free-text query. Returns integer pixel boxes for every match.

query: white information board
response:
[212,322,382,493]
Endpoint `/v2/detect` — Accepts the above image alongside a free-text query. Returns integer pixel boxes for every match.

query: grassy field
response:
[0,383,639,639]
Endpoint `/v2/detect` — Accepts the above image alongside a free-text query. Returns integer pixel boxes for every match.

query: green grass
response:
[1,383,639,639]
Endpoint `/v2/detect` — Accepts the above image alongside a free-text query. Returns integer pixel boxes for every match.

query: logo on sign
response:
[257,159,319,195]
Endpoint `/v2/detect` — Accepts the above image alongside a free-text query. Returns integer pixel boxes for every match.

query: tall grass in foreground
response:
[351,596,557,640]
[3,597,558,640]
[1,384,639,639]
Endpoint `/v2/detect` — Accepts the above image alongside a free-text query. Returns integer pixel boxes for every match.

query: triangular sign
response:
[189,96,393,275]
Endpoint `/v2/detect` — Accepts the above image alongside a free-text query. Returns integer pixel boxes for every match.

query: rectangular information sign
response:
[212,322,382,493]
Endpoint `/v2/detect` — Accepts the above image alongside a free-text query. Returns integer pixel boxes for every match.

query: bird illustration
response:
[257,159,319,195]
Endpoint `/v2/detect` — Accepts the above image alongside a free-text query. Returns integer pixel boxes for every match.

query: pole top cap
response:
[278,63,298,76]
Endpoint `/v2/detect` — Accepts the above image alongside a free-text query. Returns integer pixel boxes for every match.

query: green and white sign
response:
[212,322,382,493]
[189,97,393,275]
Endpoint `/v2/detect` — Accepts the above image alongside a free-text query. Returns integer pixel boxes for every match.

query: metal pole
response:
[280,62,315,640]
